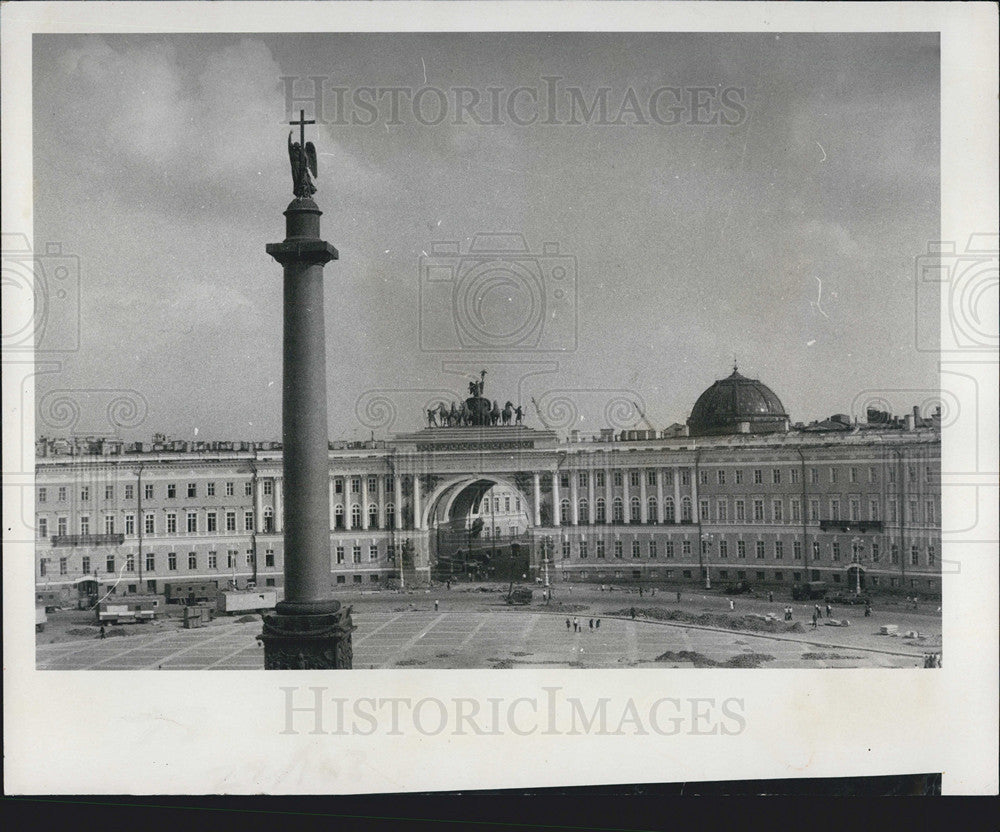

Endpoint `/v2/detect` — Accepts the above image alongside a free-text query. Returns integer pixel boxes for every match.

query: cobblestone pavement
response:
[35,610,931,670]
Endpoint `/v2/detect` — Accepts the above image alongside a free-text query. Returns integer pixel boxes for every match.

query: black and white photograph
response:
[3,0,997,798]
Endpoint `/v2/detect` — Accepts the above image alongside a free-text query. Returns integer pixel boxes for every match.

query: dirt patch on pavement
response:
[608,607,804,634]
[653,649,776,668]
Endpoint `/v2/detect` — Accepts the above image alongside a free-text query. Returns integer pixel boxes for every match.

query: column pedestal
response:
[260,602,356,669]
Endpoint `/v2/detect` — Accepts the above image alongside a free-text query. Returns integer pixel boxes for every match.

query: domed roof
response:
[687,368,789,436]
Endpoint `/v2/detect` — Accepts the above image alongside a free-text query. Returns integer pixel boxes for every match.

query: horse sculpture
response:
[490,400,501,426]
[502,401,514,426]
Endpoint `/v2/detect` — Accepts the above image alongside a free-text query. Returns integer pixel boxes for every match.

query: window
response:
[772,469,781,485]
[206,512,217,533]
[336,546,345,565]
[813,541,820,560]
[630,496,640,522]
[145,553,155,572]
[889,500,898,523]
[909,465,918,483]
[244,482,253,497]
[58,517,68,536]
[59,556,68,575]
[775,541,783,559]
[613,471,623,487]
[595,471,606,488]
[370,544,379,562]
[717,501,728,522]
[680,469,690,486]
[850,500,860,522]
[579,540,588,559]
[717,470,726,485]
[831,500,840,521]
[791,499,801,522]
[612,497,624,523]
[699,500,709,522]
[187,483,197,498]
[560,499,571,524]
[82,555,91,574]
[737,541,746,558]
[493,497,500,512]
[735,470,744,485]
[755,541,765,559]
[368,505,379,527]
[145,514,155,535]
[103,554,116,573]
[790,468,799,484]
[58,486,67,501]
[562,540,571,559]
[753,500,764,522]
[38,518,48,539]
[647,470,656,486]
[206,551,217,569]
[630,470,641,488]
[647,497,657,522]
[632,540,641,558]
[206,482,215,497]
[367,476,378,493]
[168,552,177,570]
[665,541,674,558]
[735,500,746,522]
[699,470,709,486]
[682,540,692,556]
[719,540,728,558]
[125,514,135,535]
[928,546,935,565]
[504,496,511,512]
[926,501,935,525]
[773,500,783,522]
[908,500,918,523]
[80,516,90,535]
[352,545,362,564]
[188,552,197,570]
[262,480,273,496]
[351,505,362,528]
[334,478,344,494]
[596,539,606,558]
[560,473,570,489]
[793,541,803,560]
[578,499,589,524]
[187,512,197,533]
[810,500,820,522]
[226,550,237,568]
[104,515,116,535]
[664,498,675,523]
[81,486,91,502]
[911,546,919,566]
[614,540,623,559]
[226,511,236,532]
[649,540,657,558]
[124,484,134,500]
[167,484,176,499]
[386,475,394,492]
[663,470,673,486]
[871,543,880,563]
[891,544,899,564]
[681,497,692,522]
[226,481,235,497]
[830,468,838,484]
[810,468,819,485]
[753,469,763,485]
[38,487,47,503]
[145,484,154,500]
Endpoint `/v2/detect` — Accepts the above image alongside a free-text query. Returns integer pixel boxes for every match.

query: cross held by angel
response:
[288,109,318,198]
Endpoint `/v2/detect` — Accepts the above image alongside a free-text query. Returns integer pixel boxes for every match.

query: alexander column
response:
[260,110,354,669]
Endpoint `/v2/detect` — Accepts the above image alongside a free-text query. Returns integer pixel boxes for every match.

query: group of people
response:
[567,617,601,632]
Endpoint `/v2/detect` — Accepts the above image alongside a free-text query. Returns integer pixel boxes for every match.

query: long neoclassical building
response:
[33,369,941,604]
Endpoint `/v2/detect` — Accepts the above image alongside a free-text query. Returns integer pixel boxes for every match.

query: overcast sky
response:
[32,32,939,442]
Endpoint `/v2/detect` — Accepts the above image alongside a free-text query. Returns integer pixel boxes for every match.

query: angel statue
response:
[288,131,318,198]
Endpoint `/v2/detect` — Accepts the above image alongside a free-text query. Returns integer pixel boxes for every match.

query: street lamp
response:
[851,536,864,596]
[700,533,715,589]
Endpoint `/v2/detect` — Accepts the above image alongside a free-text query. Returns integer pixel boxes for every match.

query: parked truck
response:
[216,589,277,615]
[96,594,165,625]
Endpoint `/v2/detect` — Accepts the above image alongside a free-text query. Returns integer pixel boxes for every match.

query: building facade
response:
[33,372,941,604]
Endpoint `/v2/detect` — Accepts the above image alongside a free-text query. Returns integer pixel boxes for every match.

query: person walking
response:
[811,611,818,629]
[728,598,735,611]
[99,625,106,640]
[434,600,439,612]
[566,618,571,629]
[589,618,594,630]
[596,619,601,629]
[630,607,636,620]
[768,591,774,603]
[825,602,832,618]
[865,600,872,618]
[676,591,681,603]
[573,616,580,632]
